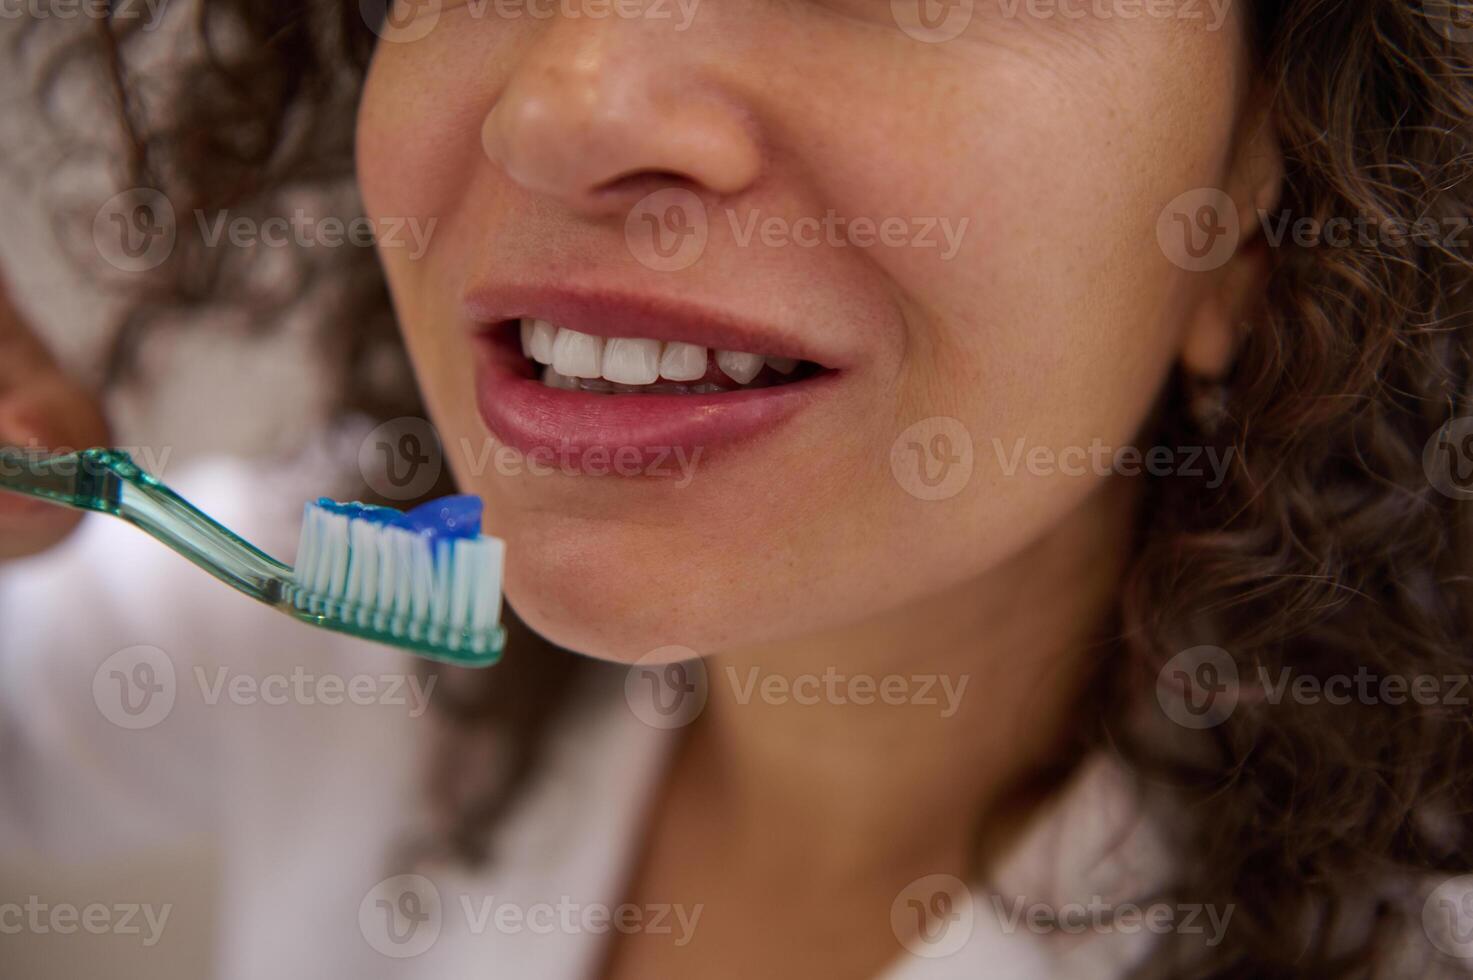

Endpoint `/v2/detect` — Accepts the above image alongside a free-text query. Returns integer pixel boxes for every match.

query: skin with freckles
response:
[358,2,1281,976]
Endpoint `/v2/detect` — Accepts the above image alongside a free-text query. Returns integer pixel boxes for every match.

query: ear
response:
[1180,87,1284,380]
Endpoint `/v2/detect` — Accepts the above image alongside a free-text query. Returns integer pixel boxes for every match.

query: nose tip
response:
[481,39,762,216]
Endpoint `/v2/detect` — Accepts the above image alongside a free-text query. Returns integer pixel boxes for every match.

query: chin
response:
[494,519,758,664]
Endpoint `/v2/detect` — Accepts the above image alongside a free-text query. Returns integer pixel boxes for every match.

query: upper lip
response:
[462,283,843,369]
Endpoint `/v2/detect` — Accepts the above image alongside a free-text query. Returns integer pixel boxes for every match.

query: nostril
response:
[593,170,701,200]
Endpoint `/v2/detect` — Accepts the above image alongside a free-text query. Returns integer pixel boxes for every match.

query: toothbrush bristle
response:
[290,501,504,656]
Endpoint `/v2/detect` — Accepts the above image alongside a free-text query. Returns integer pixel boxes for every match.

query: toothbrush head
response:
[287,495,505,666]
[0,447,506,666]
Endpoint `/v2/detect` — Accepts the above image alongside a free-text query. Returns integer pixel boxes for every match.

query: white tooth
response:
[659,341,708,382]
[519,319,534,358]
[551,327,604,378]
[715,349,764,385]
[767,357,798,375]
[529,318,557,365]
[601,337,662,385]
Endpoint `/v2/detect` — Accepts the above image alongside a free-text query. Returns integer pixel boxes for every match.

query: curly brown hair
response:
[19,0,1473,976]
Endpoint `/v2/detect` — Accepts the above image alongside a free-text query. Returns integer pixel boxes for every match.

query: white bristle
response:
[290,502,504,650]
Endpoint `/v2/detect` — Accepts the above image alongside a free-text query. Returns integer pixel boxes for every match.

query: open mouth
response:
[501,318,828,394]
[465,287,845,462]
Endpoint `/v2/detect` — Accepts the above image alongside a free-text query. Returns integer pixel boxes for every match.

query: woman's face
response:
[357,0,1267,661]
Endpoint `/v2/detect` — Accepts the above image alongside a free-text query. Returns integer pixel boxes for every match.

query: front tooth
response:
[551,327,604,378]
[715,350,764,385]
[520,320,534,358]
[528,318,557,364]
[767,356,797,375]
[659,341,708,382]
[602,337,661,385]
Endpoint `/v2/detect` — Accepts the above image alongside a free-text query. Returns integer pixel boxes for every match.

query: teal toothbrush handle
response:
[0,448,504,666]
[0,448,291,603]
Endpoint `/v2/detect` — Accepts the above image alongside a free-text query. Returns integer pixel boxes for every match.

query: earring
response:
[1185,373,1231,437]
[1183,319,1248,437]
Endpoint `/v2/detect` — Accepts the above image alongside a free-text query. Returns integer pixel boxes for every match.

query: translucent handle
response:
[0,446,112,510]
[0,448,291,601]
[0,448,503,666]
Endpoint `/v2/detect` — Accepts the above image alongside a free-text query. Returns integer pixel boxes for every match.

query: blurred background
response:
[2,16,327,976]
[0,8,342,465]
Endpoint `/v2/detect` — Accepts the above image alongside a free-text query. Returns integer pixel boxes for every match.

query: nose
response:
[481,27,762,216]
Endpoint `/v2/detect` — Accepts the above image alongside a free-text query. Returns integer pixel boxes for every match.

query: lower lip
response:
[471,336,836,467]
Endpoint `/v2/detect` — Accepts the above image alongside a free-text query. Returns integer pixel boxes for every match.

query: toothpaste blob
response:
[312,495,484,546]
[292,495,504,654]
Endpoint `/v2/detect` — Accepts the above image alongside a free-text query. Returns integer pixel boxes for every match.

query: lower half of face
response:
[356,1,1248,662]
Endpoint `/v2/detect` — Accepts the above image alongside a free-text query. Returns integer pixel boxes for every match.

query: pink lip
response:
[465,288,842,467]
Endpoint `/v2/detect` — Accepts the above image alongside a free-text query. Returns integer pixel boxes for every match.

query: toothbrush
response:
[0,448,505,666]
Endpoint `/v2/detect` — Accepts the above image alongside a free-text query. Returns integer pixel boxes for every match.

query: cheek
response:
[357,33,499,223]
[356,38,515,435]
[357,33,521,329]
[800,28,1242,449]
[743,25,1245,593]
